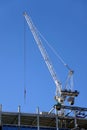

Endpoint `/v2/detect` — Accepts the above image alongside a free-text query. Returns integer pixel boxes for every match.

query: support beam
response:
[37,107,40,130]
[55,108,59,130]
[0,105,2,125]
[18,105,21,127]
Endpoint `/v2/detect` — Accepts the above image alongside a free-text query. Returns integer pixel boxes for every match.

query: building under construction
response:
[0,105,87,130]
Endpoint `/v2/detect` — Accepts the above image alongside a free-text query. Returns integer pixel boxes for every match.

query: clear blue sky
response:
[0,0,87,113]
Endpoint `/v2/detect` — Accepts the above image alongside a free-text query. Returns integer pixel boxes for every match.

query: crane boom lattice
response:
[23,12,79,105]
[23,12,61,97]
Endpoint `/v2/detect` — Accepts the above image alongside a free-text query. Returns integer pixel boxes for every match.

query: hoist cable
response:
[24,18,26,103]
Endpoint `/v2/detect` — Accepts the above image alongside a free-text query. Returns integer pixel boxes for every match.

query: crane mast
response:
[24,12,79,105]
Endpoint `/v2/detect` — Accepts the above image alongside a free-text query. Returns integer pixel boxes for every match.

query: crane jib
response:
[24,12,62,97]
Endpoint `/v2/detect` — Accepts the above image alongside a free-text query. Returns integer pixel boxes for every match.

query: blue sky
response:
[0,0,87,113]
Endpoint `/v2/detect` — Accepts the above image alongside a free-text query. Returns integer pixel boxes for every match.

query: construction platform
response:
[0,110,87,129]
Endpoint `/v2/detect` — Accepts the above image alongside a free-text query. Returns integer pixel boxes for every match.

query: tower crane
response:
[23,12,79,106]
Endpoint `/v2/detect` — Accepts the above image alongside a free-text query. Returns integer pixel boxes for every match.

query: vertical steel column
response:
[37,107,40,130]
[55,108,59,130]
[0,104,2,126]
[18,105,21,127]
[74,110,77,128]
